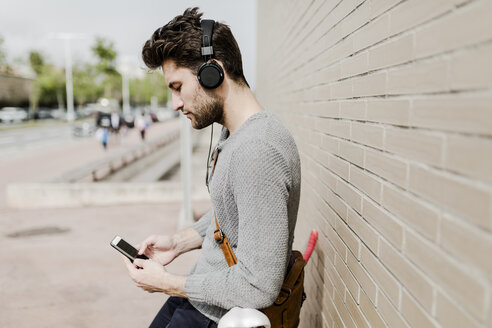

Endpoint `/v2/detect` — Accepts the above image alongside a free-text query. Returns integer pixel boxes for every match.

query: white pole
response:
[122,71,130,115]
[64,38,75,122]
[179,114,194,230]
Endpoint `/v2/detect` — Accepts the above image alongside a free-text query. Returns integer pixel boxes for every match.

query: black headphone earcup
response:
[198,61,224,89]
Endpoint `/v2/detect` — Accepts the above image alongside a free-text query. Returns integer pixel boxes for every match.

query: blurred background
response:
[0,1,257,327]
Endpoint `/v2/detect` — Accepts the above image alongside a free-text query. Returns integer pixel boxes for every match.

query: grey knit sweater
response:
[184,111,301,323]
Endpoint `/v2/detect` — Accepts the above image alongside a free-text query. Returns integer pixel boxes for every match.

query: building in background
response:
[257,0,492,327]
[0,73,33,107]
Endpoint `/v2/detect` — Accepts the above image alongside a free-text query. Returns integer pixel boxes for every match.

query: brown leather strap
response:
[274,250,305,305]
[214,211,238,267]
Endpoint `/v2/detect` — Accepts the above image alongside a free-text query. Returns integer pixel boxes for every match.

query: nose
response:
[172,93,184,112]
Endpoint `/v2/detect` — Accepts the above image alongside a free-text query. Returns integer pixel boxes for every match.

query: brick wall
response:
[256,0,492,327]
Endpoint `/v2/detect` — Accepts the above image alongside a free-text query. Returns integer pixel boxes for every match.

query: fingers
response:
[121,254,137,275]
[138,235,158,255]
[133,258,147,269]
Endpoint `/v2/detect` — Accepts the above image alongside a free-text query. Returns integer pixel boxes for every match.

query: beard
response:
[187,86,224,129]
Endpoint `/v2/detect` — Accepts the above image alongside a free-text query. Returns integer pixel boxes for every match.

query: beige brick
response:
[347,250,378,305]
[368,33,414,71]
[450,43,492,90]
[384,127,444,167]
[330,79,353,99]
[327,224,349,263]
[353,72,387,97]
[340,1,371,39]
[363,198,404,250]
[335,253,361,305]
[333,287,357,328]
[359,290,389,328]
[411,94,492,136]
[348,208,380,255]
[313,84,332,101]
[350,166,382,203]
[318,230,337,268]
[436,291,481,328]
[409,165,491,230]
[370,0,402,19]
[382,183,440,242]
[336,178,363,214]
[323,37,355,69]
[389,0,453,35]
[320,133,339,154]
[341,52,369,79]
[339,100,366,121]
[330,154,351,181]
[329,184,350,222]
[312,195,335,235]
[405,230,488,320]
[366,99,411,126]
[352,13,390,52]
[351,122,385,149]
[379,238,435,310]
[387,59,449,95]
[360,244,401,307]
[321,64,342,83]
[415,0,492,58]
[319,160,338,190]
[335,215,361,260]
[440,215,492,280]
[365,149,408,189]
[345,290,371,328]
[317,118,351,139]
[446,134,492,184]
[377,290,411,328]
[313,172,348,222]
[401,289,439,328]
[339,140,364,168]
[327,261,348,303]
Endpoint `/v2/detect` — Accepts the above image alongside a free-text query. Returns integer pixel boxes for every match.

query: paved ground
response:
[0,119,216,327]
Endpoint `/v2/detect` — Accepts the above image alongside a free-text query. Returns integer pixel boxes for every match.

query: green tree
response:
[0,35,13,74]
[73,62,102,106]
[28,50,66,109]
[29,51,45,75]
[91,37,121,99]
[130,71,168,106]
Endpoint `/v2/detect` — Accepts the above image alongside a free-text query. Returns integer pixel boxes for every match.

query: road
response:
[0,121,85,161]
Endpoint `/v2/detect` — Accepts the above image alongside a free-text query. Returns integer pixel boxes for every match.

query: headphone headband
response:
[201,20,215,59]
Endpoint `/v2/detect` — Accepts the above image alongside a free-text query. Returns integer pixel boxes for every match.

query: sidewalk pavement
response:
[0,120,215,327]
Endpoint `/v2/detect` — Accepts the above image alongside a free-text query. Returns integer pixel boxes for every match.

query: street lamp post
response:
[49,33,85,122]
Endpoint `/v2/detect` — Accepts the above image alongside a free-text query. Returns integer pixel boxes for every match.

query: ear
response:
[212,60,226,75]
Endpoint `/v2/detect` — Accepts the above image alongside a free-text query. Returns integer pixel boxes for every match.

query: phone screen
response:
[111,236,148,262]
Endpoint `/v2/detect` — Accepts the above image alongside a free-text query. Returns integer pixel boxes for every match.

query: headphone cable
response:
[205,123,214,193]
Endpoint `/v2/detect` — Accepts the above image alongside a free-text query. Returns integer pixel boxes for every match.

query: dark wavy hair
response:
[142,7,249,87]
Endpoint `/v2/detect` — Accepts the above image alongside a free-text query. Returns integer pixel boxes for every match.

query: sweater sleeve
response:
[185,140,292,309]
[191,208,213,239]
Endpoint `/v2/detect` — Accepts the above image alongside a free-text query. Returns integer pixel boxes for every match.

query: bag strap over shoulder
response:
[214,211,238,267]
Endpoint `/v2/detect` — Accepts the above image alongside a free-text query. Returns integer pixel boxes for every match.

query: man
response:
[122,7,301,328]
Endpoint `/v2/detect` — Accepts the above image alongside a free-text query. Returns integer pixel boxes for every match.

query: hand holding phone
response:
[110,236,149,263]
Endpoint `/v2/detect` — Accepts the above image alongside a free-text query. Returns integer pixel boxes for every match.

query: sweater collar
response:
[216,111,269,151]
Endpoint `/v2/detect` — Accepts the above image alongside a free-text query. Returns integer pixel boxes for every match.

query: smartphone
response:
[110,235,149,263]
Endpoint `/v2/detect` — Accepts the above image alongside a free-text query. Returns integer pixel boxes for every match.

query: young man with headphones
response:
[121,8,301,328]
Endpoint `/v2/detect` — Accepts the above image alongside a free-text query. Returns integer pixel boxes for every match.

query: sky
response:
[0,0,258,88]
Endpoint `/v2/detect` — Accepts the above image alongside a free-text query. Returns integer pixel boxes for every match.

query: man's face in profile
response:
[163,59,224,129]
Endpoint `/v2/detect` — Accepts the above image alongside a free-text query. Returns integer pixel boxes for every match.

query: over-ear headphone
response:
[198,19,224,89]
